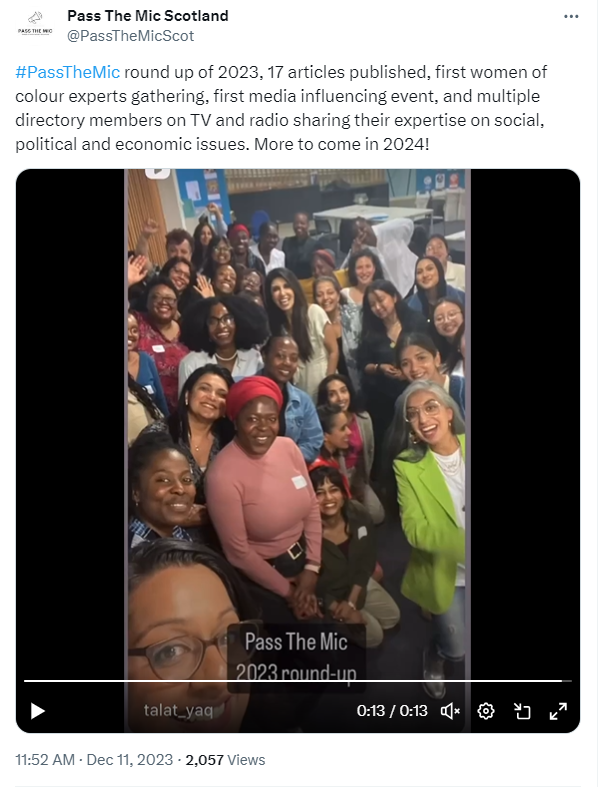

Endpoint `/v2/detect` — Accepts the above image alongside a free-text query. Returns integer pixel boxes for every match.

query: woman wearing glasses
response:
[128,539,260,733]
[390,380,466,701]
[432,297,465,372]
[177,295,269,393]
[132,277,190,414]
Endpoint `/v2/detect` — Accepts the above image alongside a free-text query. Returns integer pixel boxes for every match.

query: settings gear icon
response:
[477,702,495,719]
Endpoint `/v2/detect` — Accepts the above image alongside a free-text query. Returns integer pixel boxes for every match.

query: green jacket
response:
[316,501,376,610]
[393,434,466,615]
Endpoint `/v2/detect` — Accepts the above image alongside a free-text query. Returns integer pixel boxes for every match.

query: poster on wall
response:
[175,169,231,224]
[417,169,465,192]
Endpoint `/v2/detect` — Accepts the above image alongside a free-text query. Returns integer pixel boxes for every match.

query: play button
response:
[145,169,170,179]
[31,703,45,719]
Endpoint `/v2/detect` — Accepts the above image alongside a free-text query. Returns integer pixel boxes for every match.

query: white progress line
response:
[24,679,567,683]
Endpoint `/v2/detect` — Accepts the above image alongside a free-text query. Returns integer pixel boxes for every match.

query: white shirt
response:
[250,243,286,275]
[445,260,466,291]
[433,449,466,587]
[178,347,263,394]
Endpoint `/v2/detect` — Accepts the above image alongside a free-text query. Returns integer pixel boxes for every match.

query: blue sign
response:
[175,169,231,224]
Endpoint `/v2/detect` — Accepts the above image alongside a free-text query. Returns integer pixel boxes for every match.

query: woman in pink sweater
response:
[205,376,322,622]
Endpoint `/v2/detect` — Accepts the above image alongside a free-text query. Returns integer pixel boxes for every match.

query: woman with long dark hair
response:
[317,374,384,524]
[341,248,386,306]
[433,298,465,375]
[406,257,465,357]
[141,364,235,537]
[265,268,339,402]
[357,279,428,473]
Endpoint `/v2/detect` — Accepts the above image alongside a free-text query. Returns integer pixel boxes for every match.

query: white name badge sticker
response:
[145,385,154,394]
[292,475,307,489]
[357,526,368,540]
[152,345,165,353]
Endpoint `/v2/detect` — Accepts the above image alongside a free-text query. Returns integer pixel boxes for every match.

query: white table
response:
[445,230,465,242]
[314,204,433,234]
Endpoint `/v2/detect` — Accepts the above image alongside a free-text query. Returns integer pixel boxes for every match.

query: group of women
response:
[126,209,467,732]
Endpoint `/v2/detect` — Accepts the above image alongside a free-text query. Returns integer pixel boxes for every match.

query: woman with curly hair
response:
[178,294,269,393]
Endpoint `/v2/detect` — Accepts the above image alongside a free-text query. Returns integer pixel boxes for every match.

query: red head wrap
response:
[226,376,284,422]
[228,223,250,241]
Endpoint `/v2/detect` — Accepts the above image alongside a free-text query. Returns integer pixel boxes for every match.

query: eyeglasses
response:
[151,296,177,306]
[208,314,234,328]
[405,400,442,422]
[434,310,462,324]
[128,620,261,680]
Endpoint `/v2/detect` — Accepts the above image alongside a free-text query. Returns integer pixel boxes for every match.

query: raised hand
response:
[142,218,160,237]
[128,255,148,286]
[194,274,215,299]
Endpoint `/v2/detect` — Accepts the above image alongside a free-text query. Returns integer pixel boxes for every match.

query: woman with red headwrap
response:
[228,224,267,277]
[205,376,323,623]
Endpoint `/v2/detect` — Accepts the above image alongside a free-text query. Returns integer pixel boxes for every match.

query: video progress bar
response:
[24,679,570,683]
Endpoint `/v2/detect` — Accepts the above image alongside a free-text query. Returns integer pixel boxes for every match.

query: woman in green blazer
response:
[390,380,466,700]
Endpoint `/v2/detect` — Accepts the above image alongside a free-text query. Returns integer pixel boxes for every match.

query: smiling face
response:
[326,379,351,412]
[148,284,178,324]
[127,313,140,352]
[315,478,345,519]
[241,270,262,295]
[367,288,397,322]
[187,373,229,423]
[263,336,299,385]
[399,345,441,382]
[169,261,192,293]
[199,224,214,247]
[133,449,195,530]
[270,277,295,313]
[324,412,351,453]
[354,255,377,287]
[212,240,232,266]
[231,231,250,256]
[236,397,279,456]
[425,237,449,265]
[315,280,340,315]
[167,240,193,262]
[405,390,453,448]
[213,265,237,295]
[261,226,279,251]
[128,564,249,733]
[416,258,440,291]
[207,303,236,348]
[433,301,464,339]
[293,213,309,239]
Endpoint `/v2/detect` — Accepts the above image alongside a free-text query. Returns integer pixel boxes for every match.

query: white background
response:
[1,1,598,786]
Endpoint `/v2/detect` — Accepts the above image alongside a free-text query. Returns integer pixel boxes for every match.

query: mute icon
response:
[441,702,458,720]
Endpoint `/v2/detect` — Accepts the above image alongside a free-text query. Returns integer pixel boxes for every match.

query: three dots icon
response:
[564,14,579,17]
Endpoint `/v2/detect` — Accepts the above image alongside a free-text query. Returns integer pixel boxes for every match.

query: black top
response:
[317,501,376,610]
[282,236,322,280]
[357,308,429,402]
[336,336,350,380]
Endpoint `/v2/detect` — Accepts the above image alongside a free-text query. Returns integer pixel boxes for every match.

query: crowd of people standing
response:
[126,203,467,731]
